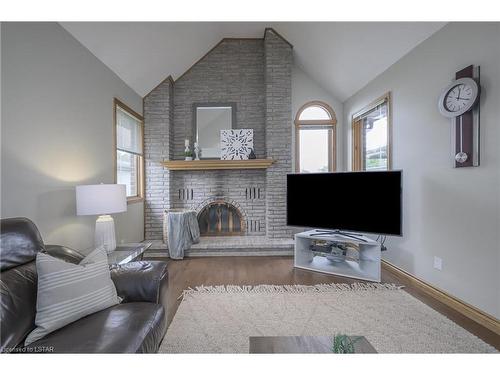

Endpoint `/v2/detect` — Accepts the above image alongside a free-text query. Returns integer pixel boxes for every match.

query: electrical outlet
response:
[433,256,443,271]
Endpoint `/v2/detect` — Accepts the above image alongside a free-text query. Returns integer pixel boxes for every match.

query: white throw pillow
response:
[25,246,120,346]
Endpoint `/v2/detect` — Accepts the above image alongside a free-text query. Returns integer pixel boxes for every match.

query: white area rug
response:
[159,283,496,353]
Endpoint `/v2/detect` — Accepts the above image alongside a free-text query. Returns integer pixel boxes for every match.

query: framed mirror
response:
[194,103,236,159]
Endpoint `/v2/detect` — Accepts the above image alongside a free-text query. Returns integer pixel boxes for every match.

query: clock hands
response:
[452,86,470,101]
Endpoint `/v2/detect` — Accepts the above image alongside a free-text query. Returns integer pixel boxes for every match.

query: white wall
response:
[1,22,144,252]
[292,65,344,171]
[343,22,500,318]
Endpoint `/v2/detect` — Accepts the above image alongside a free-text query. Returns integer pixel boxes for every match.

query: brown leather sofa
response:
[0,217,168,353]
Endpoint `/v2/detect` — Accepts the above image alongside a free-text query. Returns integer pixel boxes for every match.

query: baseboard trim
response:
[381,260,500,335]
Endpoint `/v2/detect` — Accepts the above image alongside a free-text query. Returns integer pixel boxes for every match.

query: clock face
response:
[445,83,474,113]
[438,77,479,118]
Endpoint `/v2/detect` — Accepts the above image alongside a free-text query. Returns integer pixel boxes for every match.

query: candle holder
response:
[194,142,201,160]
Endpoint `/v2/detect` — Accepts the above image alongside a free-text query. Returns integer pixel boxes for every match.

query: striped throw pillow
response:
[25,246,120,346]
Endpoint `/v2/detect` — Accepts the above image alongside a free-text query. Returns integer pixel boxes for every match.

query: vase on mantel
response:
[194,142,201,160]
[184,139,193,161]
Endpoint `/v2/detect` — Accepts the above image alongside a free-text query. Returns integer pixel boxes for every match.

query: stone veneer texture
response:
[264,29,293,238]
[144,29,293,241]
[144,78,174,240]
[173,39,266,159]
[170,169,266,235]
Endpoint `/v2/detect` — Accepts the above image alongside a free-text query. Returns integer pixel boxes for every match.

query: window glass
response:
[114,100,143,199]
[117,107,142,154]
[117,150,138,197]
[363,115,388,171]
[299,128,330,173]
[295,101,336,173]
[352,97,390,171]
[299,105,332,120]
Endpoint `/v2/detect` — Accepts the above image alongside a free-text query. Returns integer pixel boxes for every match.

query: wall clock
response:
[438,77,480,118]
[438,65,481,168]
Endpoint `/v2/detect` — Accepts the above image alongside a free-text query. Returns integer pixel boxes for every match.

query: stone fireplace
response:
[143,28,293,252]
[171,169,266,236]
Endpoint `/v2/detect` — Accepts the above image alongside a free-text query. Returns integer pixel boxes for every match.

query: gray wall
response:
[1,22,144,251]
[343,22,500,318]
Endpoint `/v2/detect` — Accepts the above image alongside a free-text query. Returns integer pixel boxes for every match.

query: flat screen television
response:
[286,171,402,236]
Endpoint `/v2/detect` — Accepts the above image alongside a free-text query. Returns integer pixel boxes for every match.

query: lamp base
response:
[95,215,116,253]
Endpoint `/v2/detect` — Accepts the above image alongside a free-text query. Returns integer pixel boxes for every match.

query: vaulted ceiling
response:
[60,22,446,101]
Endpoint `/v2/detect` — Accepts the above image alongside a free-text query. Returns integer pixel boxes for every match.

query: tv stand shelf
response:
[294,230,381,282]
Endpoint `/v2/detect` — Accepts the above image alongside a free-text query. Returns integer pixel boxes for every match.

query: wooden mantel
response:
[161,158,275,171]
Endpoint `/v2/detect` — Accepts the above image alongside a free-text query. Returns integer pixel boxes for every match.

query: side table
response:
[107,242,152,265]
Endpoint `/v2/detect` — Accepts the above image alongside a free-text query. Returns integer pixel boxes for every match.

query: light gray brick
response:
[144,34,293,242]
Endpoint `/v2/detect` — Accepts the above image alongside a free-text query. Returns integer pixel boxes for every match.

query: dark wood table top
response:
[249,336,377,354]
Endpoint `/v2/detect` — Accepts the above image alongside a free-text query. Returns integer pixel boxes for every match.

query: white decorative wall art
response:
[220,129,254,160]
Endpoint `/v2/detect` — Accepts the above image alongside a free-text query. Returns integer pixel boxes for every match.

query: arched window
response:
[295,101,337,173]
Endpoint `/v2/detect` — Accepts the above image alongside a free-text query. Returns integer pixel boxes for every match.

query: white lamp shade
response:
[76,184,127,216]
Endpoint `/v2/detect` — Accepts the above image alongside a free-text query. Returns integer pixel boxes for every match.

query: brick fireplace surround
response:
[143,29,294,256]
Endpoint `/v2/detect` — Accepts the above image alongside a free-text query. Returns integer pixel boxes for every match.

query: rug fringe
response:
[178,282,404,300]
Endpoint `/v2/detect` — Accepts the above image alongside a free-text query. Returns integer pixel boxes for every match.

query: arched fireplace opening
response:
[198,201,245,236]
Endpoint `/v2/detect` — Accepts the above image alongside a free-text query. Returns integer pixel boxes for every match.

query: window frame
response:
[351,92,392,172]
[113,98,145,204]
[294,101,337,173]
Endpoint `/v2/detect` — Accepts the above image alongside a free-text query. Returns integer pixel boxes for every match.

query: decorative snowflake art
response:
[220,129,254,160]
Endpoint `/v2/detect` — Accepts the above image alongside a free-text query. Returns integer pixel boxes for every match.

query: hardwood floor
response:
[150,256,500,350]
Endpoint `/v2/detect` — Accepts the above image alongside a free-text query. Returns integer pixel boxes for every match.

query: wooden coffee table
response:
[249,336,377,353]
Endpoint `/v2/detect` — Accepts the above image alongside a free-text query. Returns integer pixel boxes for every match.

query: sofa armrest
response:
[110,261,168,311]
[44,244,86,264]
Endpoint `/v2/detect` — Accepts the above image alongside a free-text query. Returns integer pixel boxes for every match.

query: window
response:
[295,101,337,173]
[114,98,144,202]
[352,93,392,171]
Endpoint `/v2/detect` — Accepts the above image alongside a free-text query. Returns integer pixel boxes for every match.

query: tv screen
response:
[286,171,402,236]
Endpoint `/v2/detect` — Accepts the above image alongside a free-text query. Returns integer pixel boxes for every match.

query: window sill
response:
[127,197,144,205]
